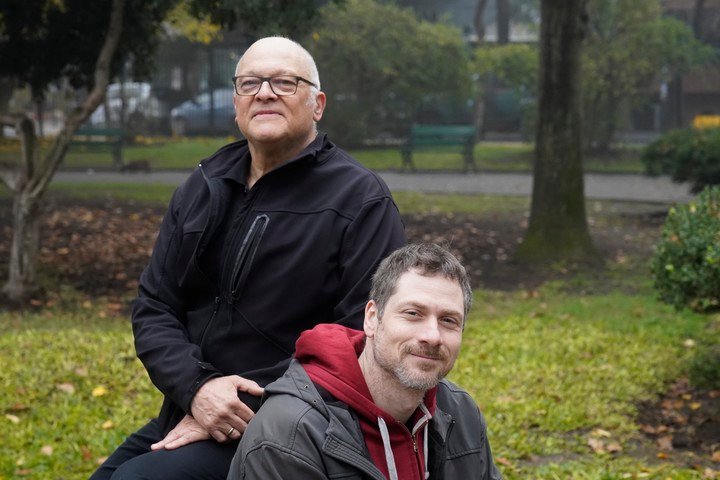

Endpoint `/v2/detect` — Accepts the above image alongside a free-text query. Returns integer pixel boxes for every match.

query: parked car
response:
[89,82,169,133]
[170,88,237,136]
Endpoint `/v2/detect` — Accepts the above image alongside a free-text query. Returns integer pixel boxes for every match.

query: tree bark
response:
[516,0,596,263]
[473,0,490,141]
[1,0,126,301]
[474,0,489,42]
[497,0,510,44]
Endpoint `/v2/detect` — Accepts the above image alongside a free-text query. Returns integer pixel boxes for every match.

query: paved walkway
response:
[52,170,695,204]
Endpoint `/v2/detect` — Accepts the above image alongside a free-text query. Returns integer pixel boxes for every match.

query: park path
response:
[52,170,695,204]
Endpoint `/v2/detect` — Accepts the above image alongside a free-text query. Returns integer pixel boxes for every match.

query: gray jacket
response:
[228,360,502,479]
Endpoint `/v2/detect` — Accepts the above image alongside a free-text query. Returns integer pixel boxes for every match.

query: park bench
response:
[400,124,477,171]
[70,127,124,168]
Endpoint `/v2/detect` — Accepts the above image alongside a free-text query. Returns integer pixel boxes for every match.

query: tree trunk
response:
[5,188,42,299]
[474,0,489,42]
[497,0,510,44]
[0,0,126,301]
[516,0,596,263]
[473,0,490,140]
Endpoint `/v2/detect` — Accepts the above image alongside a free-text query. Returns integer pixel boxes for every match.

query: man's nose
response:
[417,318,442,345]
[255,80,277,99]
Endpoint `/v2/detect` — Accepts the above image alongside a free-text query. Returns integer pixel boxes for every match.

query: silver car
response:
[170,88,237,136]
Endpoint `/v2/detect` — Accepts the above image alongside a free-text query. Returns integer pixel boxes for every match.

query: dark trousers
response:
[90,419,239,480]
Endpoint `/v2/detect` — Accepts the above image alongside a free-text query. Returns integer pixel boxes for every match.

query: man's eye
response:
[240,79,260,89]
[441,317,460,327]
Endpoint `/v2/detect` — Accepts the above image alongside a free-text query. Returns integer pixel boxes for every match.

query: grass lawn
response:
[0,136,646,173]
[1,190,717,479]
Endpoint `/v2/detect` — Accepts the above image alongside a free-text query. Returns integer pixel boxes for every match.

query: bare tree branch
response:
[29,0,126,198]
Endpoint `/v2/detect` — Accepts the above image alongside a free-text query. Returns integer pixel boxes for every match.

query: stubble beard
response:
[372,342,451,392]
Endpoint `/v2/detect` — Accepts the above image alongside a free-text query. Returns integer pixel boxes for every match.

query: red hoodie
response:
[295,324,437,480]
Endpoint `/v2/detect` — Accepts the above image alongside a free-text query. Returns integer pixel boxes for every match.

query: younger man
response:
[229,243,502,479]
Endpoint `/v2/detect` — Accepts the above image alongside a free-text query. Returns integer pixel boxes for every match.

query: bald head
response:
[236,37,320,90]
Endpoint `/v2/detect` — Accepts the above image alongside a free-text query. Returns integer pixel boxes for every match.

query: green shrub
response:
[651,185,720,311]
[641,127,720,193]
[689,343,720,389]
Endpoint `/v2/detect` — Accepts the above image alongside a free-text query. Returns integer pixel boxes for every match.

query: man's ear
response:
[364,300,379,338]
[313,91,326,122]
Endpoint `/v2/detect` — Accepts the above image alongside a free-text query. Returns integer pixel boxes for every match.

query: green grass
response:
[0,137,646,173]
[453,284,719,479]
[1,189,716,479]
[1,280,716,478]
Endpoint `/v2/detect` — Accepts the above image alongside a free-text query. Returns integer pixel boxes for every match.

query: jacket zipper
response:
[199,296,221,348]
[229,214,269,303]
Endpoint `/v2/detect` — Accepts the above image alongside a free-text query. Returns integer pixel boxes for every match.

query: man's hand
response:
[190,375,264,442]
[151,414,209,451]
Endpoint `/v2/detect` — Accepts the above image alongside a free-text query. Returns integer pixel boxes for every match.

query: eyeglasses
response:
[231,75,317,96]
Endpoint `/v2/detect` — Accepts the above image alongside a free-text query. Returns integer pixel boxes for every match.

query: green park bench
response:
[400,124,477,172]
[70,127,124,168]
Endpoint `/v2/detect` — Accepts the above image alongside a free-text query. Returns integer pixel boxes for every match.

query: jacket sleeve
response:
[230,443,330,480]
[479,410,503,480]
[130,183,222,413]
[333,194,406,328]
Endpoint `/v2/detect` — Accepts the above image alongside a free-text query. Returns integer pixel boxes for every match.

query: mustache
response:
[403,345,447,361]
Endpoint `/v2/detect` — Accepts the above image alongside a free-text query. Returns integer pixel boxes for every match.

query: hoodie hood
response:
[295,324,436,480]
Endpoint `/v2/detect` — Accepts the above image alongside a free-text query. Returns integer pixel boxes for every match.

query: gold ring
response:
[226,426,235,437]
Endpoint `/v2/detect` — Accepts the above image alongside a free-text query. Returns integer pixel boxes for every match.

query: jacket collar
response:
[201,133,331,187]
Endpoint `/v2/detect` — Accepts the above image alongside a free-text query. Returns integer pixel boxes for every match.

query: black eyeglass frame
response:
[231,75,318,96]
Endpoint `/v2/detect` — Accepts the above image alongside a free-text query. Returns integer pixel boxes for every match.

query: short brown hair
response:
[370,243,472,320]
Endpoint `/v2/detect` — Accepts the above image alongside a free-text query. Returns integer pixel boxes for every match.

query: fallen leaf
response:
[40,445,53,456]
[96,456,109,465]
[92,386,108,397]
[657,435,674,451]
[657,452,669,459]
[5,414,20,424]
[81,446,93,461]
[56,382,75,394]
[75,367,88,377]
[690,402,702,410]
[102,420,114,429]
[494,457,513,467]
[640,424,657,434]
[682,393,693,400]
[8,402,29,412]
[15,469,33,476]
[606,442,623,453]
[683,339,696,348]
[703,468,718,479]
[588,437,605,453]
[591,428,612,438]
[712,451,720,463]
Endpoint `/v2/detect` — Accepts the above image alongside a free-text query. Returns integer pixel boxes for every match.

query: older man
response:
[230,244,502,480]
[91,37,405,479]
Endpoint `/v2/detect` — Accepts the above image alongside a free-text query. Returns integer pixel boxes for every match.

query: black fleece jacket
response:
[131,133,406,433]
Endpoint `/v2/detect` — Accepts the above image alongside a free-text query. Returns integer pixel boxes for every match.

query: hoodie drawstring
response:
[378,403,432,480]
[377,417,399,480]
